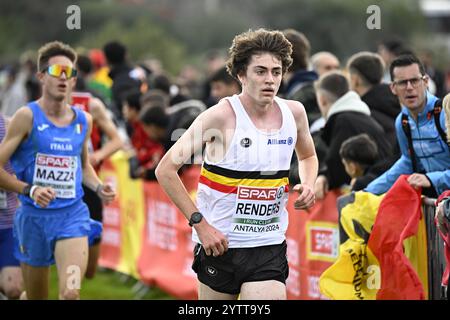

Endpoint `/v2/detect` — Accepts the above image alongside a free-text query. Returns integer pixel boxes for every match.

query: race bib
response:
[231,185,287,234]
[0,190,7,209]
[33,153,78,199]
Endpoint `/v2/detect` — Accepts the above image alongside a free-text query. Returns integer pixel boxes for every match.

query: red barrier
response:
[98,158,122,270]
[286,190,341,299]
[137,167,200,300]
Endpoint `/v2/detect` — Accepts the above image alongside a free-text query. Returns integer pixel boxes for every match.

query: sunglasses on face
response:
[42,64,77,79]
[392,75,426,89]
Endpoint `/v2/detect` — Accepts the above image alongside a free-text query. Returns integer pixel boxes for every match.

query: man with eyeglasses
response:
[0,41,115,299]
[366,54,450,197]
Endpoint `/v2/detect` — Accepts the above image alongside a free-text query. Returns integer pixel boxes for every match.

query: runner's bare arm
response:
[0,107,33,194]
[89,97,123,165]
[156,102,229,255]
[81,112,115,203]
[287,100,318,209]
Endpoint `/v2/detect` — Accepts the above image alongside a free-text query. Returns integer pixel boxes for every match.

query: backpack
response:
[401,99,449,172]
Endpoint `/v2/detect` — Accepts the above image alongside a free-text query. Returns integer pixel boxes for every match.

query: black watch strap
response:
[189,212,203,227]
[22,184,32,197]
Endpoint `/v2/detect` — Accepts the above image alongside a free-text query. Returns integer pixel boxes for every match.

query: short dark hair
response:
[379,38,405,56]
[226,28,293,79]
[103,41,126,65]
[210,66,241,87]
[347,52,384,86]
[315,71,349,102]
[124,90,142,112]
[282,29,310,71]
[76,54,93,74]
[150,74,171,95]
[339,134,378,167]
[141,89,170,109]
[389,54,426,81]
[139,106,169,128]
[37,41,77,71]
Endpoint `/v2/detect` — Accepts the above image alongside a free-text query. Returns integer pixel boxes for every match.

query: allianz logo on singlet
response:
[267,137,293,145]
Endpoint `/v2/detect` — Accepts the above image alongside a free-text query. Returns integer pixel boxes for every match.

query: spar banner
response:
[99,151,146,279]
[98,153,122,271]
[286,190,341,300]
[137,167,200,300]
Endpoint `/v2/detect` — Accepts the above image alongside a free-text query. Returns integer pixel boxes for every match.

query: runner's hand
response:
[293,184,315,210]
[314,175,328,200]
[195,221,229,257]
[32,186,56,208]
[97,184,115,204]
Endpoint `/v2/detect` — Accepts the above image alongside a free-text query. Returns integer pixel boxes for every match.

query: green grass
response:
[48,267,174,300]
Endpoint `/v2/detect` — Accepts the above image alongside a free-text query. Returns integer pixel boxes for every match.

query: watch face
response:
[190,212,203,225]
[192,212,202,223]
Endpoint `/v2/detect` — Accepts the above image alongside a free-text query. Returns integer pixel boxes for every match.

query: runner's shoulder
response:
[279,97,306,123]
[10,106,33,125]
[196,98,234,130]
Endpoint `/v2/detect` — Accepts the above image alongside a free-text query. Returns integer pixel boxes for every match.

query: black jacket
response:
[361,84,401,152]
[109,64,141,121]
[352,158,397,191]
[321,111,393,190]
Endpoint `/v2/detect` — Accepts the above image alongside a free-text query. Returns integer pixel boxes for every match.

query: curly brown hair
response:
[37,41,77,72]
[226,28,293,80]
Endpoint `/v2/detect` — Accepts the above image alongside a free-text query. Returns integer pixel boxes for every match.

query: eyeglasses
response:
[392,76,426,89]
[42,64,77,79]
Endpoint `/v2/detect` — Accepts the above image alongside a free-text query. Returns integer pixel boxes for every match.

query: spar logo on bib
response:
[232,185,287,234]
[36,154,76,168]
[33,153,77,199]
[306,221,339,262]
[237,185,284,201]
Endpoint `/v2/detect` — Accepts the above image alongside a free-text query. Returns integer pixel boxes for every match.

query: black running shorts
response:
[192,240,289,295]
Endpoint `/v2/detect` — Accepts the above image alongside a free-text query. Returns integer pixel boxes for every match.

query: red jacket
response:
[131,121,164,169]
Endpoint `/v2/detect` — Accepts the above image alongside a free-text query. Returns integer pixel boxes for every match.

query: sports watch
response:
[189,212,203,227]
[22,184,32,197]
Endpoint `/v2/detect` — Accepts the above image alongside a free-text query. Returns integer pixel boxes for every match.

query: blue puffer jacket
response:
[366,91,450,195]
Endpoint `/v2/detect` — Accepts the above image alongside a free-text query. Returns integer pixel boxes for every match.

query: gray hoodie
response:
[326,91,371,121]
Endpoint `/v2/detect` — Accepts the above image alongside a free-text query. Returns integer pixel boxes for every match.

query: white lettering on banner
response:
[149,224,177,251]
[0,190,7,209]
[147,200,178,250]
[103,207,120,226]
[307,224,339,261]
[308,275,328,300]
[102,229,120,246]
[286,238,299,266]
[33,153,77,199]
[153,202,177,225]
[231,185,286,234]
[286,267,300,297]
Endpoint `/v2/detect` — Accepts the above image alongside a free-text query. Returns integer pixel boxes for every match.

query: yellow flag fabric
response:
[101,151,145,279]
[319,192,383,300]
[320,182,429,300]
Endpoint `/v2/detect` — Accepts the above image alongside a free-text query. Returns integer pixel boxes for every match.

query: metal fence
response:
[423,197,447,300]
